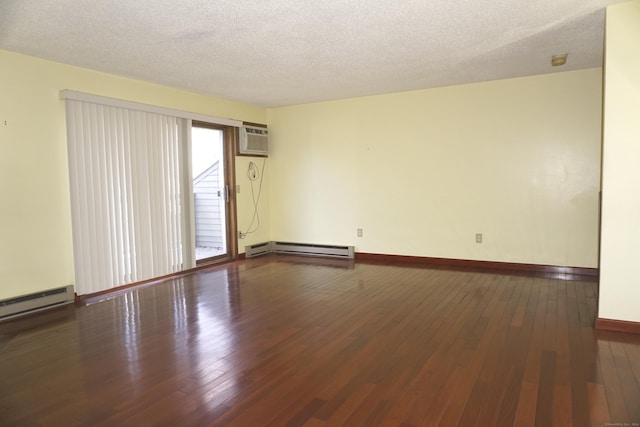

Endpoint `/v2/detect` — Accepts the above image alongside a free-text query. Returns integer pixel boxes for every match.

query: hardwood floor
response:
[0,255,639,426]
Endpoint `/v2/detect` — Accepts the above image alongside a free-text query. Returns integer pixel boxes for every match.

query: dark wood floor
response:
[1,255,639,426]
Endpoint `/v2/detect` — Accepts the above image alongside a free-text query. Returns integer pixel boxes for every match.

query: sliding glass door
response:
[63,91,244,295]
[191,122,237,264]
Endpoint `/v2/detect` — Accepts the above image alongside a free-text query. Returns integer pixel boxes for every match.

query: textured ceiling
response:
[0,0,624,107]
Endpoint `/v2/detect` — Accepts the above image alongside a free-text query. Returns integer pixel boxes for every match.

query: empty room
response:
[1,0,639,426]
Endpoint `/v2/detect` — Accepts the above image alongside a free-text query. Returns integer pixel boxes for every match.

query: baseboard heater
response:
[245,241,274,258]
[245,242,355,259]
[0,285,75,321]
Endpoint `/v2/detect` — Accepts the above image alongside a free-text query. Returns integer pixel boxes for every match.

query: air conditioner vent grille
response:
[246,127,268,135]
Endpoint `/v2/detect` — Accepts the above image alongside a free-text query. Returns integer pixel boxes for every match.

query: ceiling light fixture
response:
[551,53,568,67]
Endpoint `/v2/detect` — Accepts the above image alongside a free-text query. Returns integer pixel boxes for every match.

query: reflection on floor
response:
[195,246,224,260]
[0,255,639,426]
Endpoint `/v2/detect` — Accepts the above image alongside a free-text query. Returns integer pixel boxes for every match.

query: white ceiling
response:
[0,0,624,107]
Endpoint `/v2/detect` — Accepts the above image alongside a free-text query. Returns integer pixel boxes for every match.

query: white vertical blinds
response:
[65,99,190,294]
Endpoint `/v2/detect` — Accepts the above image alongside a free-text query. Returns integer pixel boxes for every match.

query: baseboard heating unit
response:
[245,242,355,259]
[0,285,75,321]
[245,241,274,258]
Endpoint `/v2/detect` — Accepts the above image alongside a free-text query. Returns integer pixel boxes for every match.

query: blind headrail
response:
[60,90,242,128]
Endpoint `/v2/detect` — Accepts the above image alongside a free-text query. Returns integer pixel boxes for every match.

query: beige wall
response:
[267,69,603,267]
[0,48,608,302]
[236,155,270,247]
[599,0,640,323]
[0,50,267,299]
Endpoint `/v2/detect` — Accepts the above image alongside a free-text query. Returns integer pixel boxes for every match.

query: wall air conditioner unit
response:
[239,125,268,156]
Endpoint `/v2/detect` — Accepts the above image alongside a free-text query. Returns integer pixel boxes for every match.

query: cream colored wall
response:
[268,69,603,267]
[0,50,267,300]
[599,0,640,323]
[0,47,606,302]
[236,156,271,248]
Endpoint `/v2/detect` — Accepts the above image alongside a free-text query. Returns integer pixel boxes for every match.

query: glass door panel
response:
[191,123,237,264]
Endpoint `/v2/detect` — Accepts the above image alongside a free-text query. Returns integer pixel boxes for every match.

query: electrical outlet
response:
[239,231,245,239]
[357,228,363,237]
[475,233,482,243]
